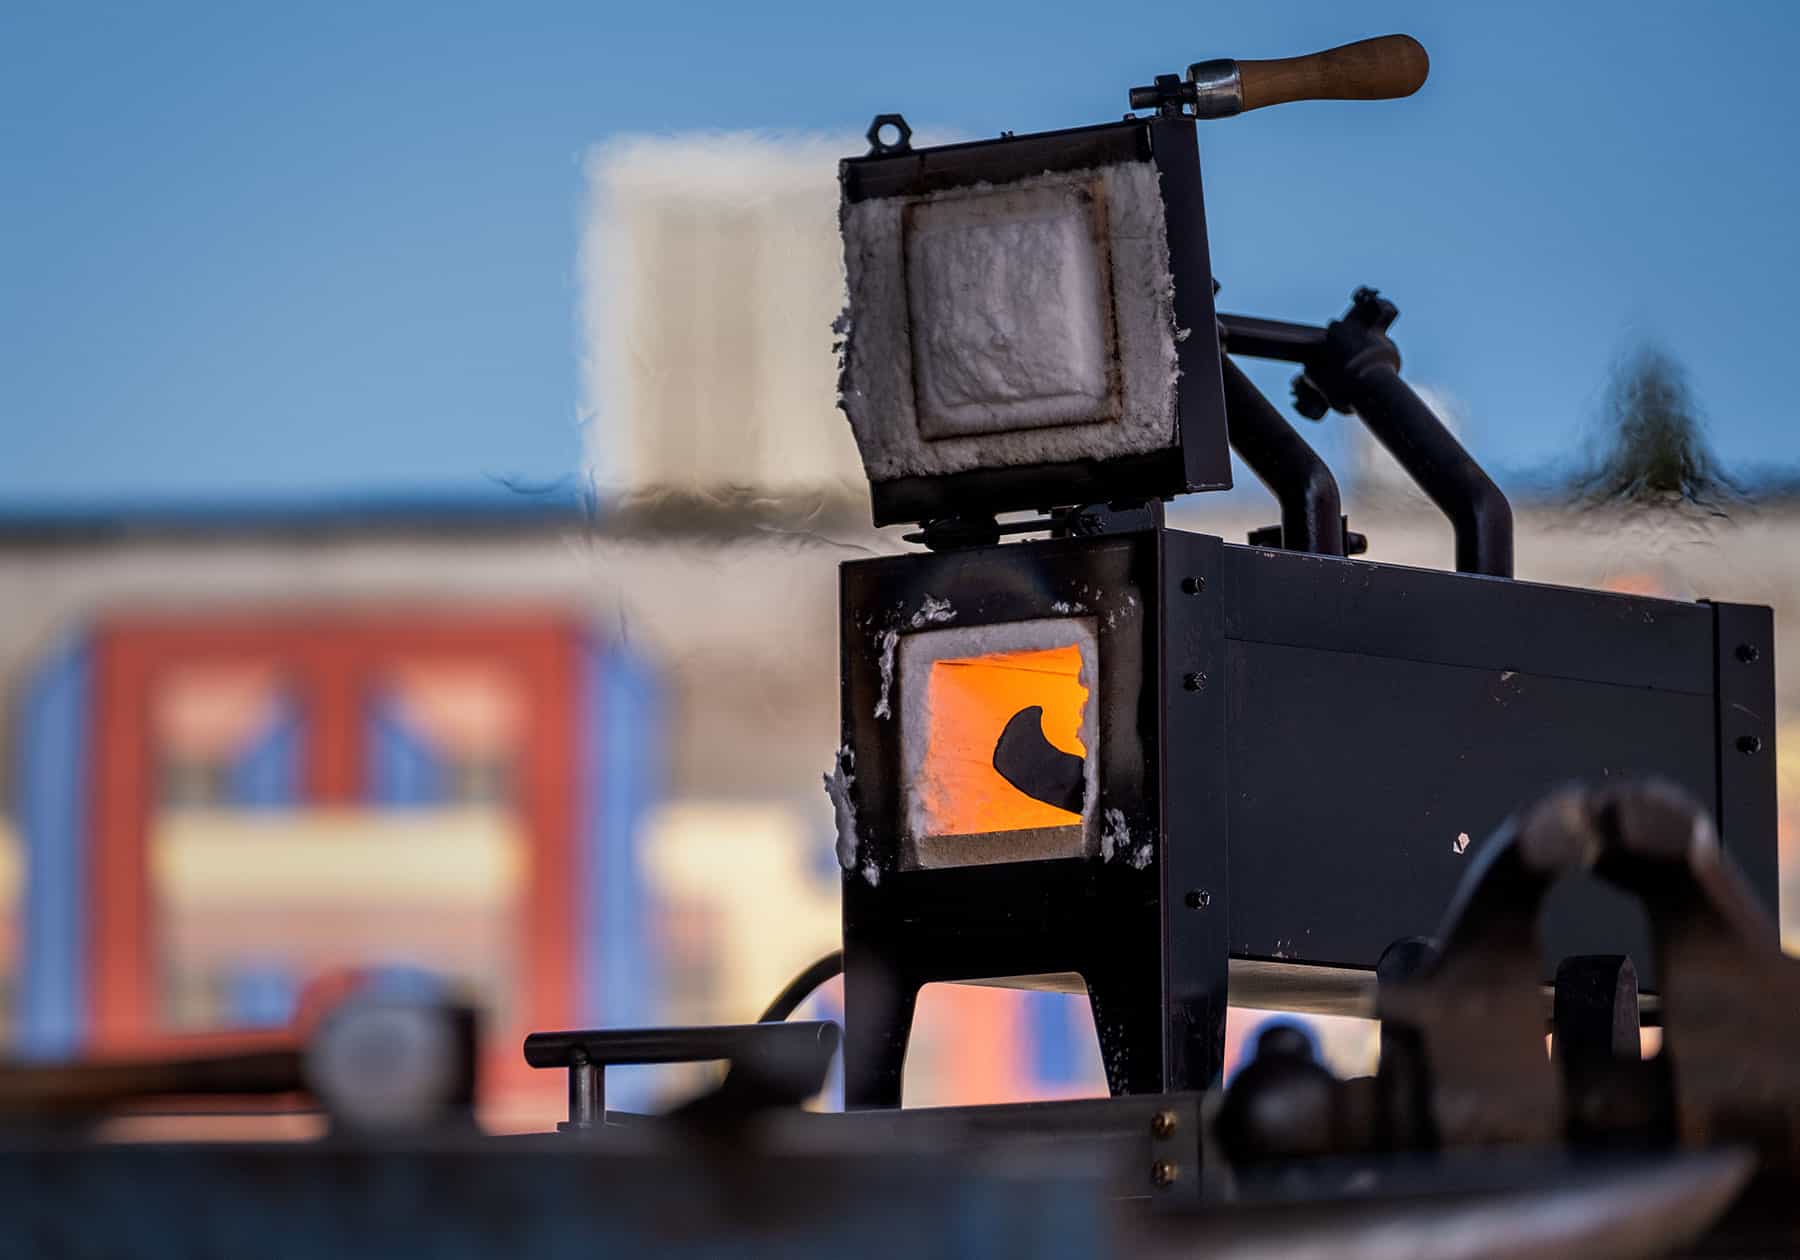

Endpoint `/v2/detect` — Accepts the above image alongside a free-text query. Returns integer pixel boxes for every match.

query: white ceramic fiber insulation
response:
[839,162,1179,481]
[905,184,1114,438]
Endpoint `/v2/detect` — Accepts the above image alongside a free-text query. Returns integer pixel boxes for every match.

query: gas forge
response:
[827,40,1778,1108]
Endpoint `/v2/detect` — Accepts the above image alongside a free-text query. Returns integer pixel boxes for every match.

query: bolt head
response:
[1737,643,1761,664]
[1150,1110,1178,1140]
[1291,374,1331,421]
[1180,576,1206,595]
[1151,1159,1179,1188]
[1738,734,1764,755]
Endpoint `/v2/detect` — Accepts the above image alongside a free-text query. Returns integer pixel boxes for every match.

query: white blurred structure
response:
[580,134,867,498]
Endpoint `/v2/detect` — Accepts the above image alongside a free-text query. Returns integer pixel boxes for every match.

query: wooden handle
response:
[1236,34,1428,112]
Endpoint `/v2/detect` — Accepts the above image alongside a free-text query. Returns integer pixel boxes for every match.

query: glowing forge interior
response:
[899,618,1098,868]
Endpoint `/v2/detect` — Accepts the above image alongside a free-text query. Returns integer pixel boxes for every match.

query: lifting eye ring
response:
[865,114,913,157]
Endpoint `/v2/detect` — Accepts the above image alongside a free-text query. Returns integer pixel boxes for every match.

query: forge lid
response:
[837,115,1232,528]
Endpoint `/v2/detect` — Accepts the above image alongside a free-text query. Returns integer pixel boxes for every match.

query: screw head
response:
[1151,1159,1179,1188]
[1180,576,1206,595]
[1184,888,1211,910]
[1738,734,1764,755]
[1150,1110,1178,1140]
[1182,672,1207,692]
[1736,643,1761,664]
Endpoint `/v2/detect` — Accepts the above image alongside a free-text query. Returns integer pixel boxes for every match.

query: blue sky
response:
[3,2,1797,509]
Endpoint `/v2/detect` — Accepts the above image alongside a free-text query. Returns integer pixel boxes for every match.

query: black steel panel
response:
[1158,531,1230,1089]
[1221,545,1713,694]
[838,535,1152,878]
[1712,601,1781,920]
[1223,639,1716,983]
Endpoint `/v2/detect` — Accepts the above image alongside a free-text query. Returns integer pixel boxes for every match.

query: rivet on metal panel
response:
[1737,735,1763,755]
[1180,576,1206,594]
[1184,888,1211,910]
[1150,1109,1178,1139]
[1151,1159,1179,1188]
[1183,672,1207,692]
[1736,643,1761,664]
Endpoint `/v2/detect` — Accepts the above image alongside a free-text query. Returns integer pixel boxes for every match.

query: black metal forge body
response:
[837,530,1777,1108]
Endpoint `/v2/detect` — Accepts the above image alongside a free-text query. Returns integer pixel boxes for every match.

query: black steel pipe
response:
[0,1049,304,1118]
[1226,291,1514,578]
[524,1021,840,1071]
[1346,364,1514,577]
[1220,356,1345,556]
[527,1022,842,1129]
[758,950,844,1024]
[1217,312,1327,363]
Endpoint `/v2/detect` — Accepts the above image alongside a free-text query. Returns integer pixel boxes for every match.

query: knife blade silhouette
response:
[991,705,1085,815]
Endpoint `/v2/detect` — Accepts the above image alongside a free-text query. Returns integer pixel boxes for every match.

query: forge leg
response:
[842,959,918,1110]
[1084,964,1174,1096]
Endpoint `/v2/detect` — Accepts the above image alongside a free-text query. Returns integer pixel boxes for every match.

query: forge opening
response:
[898,618,1098,869]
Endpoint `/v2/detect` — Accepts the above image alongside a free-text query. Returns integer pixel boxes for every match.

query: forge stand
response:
[835,294,1778,1111]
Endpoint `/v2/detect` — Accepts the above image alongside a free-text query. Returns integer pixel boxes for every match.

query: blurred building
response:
[581,134,866,500]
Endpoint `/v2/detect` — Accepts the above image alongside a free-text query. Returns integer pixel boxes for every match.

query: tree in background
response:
[1573,343,1738,513]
